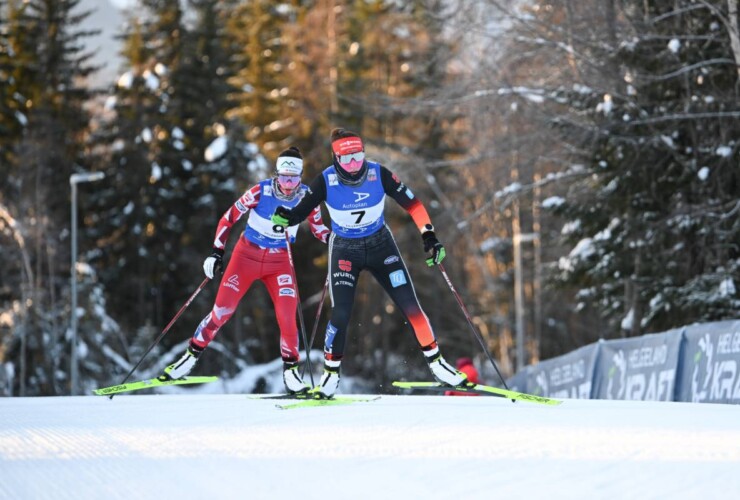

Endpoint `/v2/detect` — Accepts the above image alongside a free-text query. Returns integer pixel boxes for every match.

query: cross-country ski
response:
[92,376,218,396]
[392,381,562,405]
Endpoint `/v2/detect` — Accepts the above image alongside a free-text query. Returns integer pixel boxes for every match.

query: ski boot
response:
[161,345,202,381]
[425,350,468,387]
[310,360,341,399]
[283,362,310,395]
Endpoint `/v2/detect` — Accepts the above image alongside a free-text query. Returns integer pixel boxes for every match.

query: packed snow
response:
[1,391,738,499]
[116,71,133,89]
[698,166,710,181]
[205,136,228,162]
[715,145,732,157]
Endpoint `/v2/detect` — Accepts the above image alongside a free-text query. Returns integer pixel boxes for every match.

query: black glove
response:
[422,230,446,267]
[271,206,293,228]
[203,248,224,279]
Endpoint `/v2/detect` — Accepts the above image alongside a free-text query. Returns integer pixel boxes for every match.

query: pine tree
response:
[88,0,265,378]
[89,11,168,333]
[0,0,98,395]
[89,1,201,336]
[226,0,302,155]
[0,0,40,193]
[550,0,740,335]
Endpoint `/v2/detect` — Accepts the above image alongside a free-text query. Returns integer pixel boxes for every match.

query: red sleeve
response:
[212,184,261,250]
[307,206,331,244]
[406,200,433,232]
[380,166,433,232]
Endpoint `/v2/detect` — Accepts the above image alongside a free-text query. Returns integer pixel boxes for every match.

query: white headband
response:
[276,157,303,176]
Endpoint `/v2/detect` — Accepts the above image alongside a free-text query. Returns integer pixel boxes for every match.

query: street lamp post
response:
[513,232,539,372]
[70,171,105,395]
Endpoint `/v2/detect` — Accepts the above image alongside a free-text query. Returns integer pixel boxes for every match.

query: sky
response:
[2,389,739,500]
[79,0,126,87]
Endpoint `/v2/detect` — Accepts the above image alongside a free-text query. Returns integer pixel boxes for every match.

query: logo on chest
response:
[341,191,372,209]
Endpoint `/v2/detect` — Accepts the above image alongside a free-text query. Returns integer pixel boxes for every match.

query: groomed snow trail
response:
[1,394,739,499]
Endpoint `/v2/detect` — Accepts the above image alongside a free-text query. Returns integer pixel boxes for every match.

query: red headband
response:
[332,137,364,155]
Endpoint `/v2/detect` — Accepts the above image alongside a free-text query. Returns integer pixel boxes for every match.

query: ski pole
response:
[437,263,510,390]
[284,231,315,386]
[302,277,328,379]
[109,277,210,399]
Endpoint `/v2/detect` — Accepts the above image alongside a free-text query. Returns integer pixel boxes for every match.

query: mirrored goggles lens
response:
[278,174,300,185]
[338,151,365,164]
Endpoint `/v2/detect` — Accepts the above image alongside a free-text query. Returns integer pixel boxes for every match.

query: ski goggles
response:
[337,151,365,164]
[277,174,301,185]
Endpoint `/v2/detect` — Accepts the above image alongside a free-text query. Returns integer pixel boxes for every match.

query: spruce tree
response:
[0,0,98,395]
[550,0,740,335]
[227,0,300,155]
[89,0,264,379]
[89,11,169,334]
[0,0,41,194]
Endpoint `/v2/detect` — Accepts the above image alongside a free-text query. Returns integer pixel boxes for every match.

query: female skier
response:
[272,129,467,398]
[164,147,329,394]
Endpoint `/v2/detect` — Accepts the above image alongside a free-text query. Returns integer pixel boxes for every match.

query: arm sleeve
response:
[286,174,327,225]
[307,206,331,243]
[380,166,433,233]
[212,184,261,250]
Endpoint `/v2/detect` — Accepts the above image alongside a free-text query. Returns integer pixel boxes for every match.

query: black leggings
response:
[323,225,436,359]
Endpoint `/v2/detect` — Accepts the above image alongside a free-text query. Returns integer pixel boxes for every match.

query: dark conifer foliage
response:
[91,1,254,340]
[0,0,99,395]
[86,0,262,383]
[548,1,740,335]
[2,0,737,396]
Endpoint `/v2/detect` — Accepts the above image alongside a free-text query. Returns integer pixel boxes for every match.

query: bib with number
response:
[323,162,385,238]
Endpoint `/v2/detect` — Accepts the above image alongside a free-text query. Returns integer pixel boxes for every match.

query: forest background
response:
[1,0,738,396]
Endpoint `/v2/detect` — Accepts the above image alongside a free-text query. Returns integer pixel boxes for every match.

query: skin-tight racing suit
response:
[280,162,442,363]
[189,179,329,363]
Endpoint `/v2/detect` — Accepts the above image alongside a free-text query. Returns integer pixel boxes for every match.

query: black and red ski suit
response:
[281,161,441,362]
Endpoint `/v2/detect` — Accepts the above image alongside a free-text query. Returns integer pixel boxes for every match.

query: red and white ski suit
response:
[190,180,329,362]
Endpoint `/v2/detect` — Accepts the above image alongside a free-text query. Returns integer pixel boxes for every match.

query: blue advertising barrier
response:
[508,319,740,404]
[526,343,599,399]
[676,320,740,404]
[591,329,683,401]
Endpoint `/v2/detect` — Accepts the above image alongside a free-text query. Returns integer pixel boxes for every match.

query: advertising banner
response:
[591,329,683,401]
[525,343,599,399]
[677,320,740,404]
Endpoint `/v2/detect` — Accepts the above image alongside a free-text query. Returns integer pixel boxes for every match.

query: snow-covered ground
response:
[1,393,739,500]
